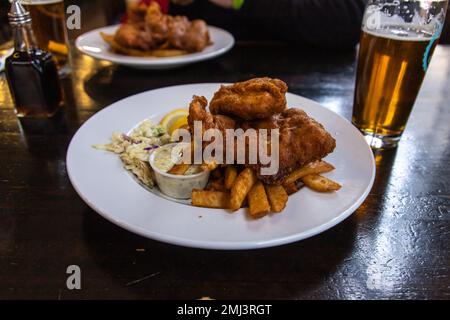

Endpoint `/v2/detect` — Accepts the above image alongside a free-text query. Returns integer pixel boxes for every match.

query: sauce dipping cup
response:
[149,143,210,199]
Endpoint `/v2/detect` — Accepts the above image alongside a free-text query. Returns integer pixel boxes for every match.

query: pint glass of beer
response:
[353,0,448,149]
[21,0,69,71]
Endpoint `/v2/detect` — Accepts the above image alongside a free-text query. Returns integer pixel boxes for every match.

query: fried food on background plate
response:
[173,20,210,52]
[101,32,188,57]
[209,78,288,120]
[112,24,153,51]
[104,2,211,57]
[127,1,148,26]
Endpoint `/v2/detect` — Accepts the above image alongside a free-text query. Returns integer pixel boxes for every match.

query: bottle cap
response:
[8,0,32,26]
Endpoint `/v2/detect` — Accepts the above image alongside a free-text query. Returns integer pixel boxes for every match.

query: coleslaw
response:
[93,119,171,187]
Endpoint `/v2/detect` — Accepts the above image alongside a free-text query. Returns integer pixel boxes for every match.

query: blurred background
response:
[1,0,449,47]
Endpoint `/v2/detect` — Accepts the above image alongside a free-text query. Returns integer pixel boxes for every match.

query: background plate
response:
[75,25,235,69]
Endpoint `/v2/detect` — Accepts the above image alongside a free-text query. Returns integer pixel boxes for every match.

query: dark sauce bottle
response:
[5,0,62,118]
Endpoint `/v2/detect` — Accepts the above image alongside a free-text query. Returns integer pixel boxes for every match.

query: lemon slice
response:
[159,109,189,135]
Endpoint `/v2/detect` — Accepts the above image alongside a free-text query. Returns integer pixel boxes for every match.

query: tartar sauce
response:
[152,147,177,172]
[152,143,201,175]
[149,143,210,199]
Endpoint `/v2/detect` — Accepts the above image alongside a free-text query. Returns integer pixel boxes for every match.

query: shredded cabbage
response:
[93,120,170,187]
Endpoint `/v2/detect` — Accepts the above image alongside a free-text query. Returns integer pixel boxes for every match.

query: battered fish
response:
[209,78,288,120]
[188,95,236,145]
[242,108,336,184]
[187,79,336,184]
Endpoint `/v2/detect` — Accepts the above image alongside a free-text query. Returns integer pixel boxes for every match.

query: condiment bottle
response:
[5,0,63,118]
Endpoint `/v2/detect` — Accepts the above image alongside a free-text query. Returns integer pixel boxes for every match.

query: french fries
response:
[302,174,342,192]
[100,32,188,57]
[248,182,271,218]
[190,159,340,218]
[207,178,227,192]
[265,185,289,213]
[210,168,223,180]
[284,161,335,185]
[283,182,300,195]
[192,190,230,209]
[230,168,257,211]
[224,166,238,190]
[201,161,218,172]
[152,49,188,57]
[168,164,190,175]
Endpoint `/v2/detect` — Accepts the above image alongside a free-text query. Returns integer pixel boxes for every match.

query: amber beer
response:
[353,26,438,146]
[22,0,69,68]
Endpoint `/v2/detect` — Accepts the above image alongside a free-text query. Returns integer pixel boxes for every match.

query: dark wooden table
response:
[1,37,450,299]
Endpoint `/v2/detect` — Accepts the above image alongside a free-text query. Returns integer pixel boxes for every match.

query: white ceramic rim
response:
[75,25,235,67]
[67,84,376,250]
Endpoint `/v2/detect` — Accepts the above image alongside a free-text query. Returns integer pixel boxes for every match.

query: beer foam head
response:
[362,25,435,41]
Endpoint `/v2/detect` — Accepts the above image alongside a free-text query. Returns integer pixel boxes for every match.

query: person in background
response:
[0,1,12,47]
[132,0,367,50]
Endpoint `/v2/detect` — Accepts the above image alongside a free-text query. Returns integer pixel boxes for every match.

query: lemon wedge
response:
[159,109,189,135]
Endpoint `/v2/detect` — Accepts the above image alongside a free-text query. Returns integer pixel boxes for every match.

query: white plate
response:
[67,84,375,250]
[0,48,13,72]
[75,25,234,69]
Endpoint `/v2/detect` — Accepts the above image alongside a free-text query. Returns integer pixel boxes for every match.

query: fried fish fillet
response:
[188,96,335,184]
[209,78,288,120]
[188,95,236,133]
[188,77,336,185]
[241,108,336,184]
